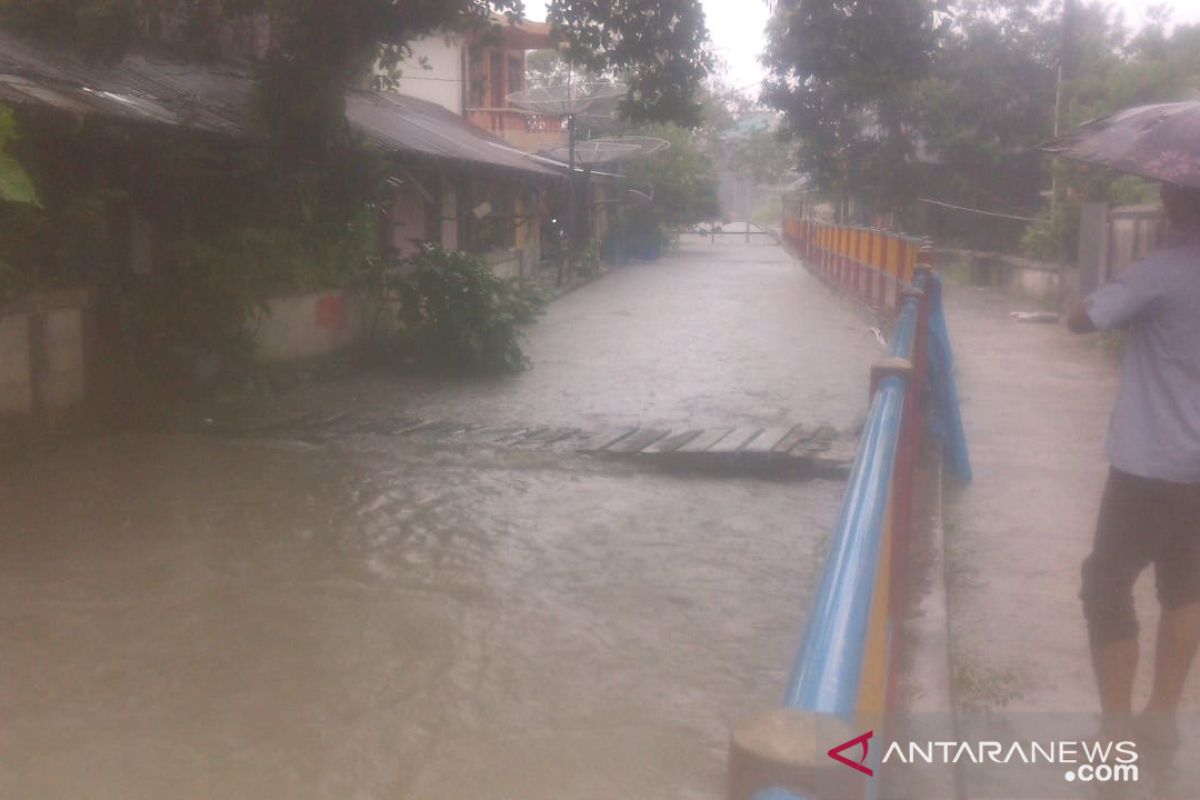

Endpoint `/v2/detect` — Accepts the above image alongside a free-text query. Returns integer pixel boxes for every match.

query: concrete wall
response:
[389,35,463,115]
[0,312,33,417]
[253,290,370,362]
[939,248,1072,307]
[39,307,86,414]
[486,248,525,280]
[0,291,90,420]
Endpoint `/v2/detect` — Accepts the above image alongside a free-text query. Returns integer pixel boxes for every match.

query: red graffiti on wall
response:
[314,293,347,331]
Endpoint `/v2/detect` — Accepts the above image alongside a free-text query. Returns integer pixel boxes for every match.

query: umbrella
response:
[1040,101,1200,188]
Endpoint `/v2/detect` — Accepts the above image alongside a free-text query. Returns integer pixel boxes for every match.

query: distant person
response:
[1067,183,1200,747]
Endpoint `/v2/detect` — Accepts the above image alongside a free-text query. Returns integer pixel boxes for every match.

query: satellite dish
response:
[541,139,641,165]
[625,188,654,207]
[507,82,627,118]
[592,136,671,157]
[541,136,671,166]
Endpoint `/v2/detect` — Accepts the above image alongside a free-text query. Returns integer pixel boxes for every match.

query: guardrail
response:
[783,219,924,312]
[729,219,970,800]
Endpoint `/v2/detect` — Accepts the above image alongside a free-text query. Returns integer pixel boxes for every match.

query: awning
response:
[345,91,559,176]
[0,29,560,178]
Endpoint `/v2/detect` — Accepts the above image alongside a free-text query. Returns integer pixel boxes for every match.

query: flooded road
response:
[1,236,880,799]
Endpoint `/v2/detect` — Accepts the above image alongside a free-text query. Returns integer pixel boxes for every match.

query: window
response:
[507,55,523,98]
[490,50,505,107]
[468,47,486,108]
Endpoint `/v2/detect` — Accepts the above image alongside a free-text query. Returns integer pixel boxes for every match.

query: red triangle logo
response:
[827,730,874,777]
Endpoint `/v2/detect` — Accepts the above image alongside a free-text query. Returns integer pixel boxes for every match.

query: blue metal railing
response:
[736,238,969,800]
[783,374,905,716]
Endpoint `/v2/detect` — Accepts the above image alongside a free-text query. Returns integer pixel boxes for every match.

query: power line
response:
[917,197,1039,223]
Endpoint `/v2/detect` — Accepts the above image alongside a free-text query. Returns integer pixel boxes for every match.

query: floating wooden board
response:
[576,426,639,452]
[771,424,811,453]
[642,429,703,454]
[707,426,764,454]
[242,414,851,471]
[741,427,795,454]
[675,427,734,453]
[605,428,671,453]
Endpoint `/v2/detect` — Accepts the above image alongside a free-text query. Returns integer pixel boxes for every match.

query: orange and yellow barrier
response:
[782,219,925,315]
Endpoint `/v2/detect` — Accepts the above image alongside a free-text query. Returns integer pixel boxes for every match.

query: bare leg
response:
[1092,637,1138,715]
[1147,602,1200,714]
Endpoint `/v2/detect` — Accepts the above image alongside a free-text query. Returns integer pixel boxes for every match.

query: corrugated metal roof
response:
[0,30,256,136]
[345,91,559,176]
[0,29,560,177]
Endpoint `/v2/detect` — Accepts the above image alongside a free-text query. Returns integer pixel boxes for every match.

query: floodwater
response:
[0,235,881,799]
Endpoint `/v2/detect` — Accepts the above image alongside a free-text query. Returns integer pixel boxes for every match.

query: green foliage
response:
[0,0,139,63]
[0,106,38,207]
[763,0,947,214]
[0,110,385,390]
[607,206,672,261]
[389,244,540,374]
[3,1,713,158]
[723,125,794,188]
[1009,5,1198,258]
[909,0,1058,250]
[547,0,714,127]
[621,123,720,228]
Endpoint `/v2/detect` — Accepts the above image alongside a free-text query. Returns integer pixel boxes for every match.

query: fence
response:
[729,219,970,800]
[1078,202,1164,296]
[782,219,924,312]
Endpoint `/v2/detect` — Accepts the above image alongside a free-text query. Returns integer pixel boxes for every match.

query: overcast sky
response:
[525,1,1200,95]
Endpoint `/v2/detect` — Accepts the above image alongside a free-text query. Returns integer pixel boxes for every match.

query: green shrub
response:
[389,245,543,374]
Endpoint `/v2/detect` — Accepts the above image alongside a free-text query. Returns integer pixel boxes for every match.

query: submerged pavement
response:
[942,283,1200,713]
[0,234,883,799]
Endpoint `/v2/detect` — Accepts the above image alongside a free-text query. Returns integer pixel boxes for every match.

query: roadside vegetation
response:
[388,245,545,375]
[764,0,1200,257]
[0,1,712,390]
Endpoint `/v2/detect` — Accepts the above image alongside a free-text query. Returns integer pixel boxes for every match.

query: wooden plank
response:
[576,426,638,452]
[501,426,555,445]
[707,426,764,454]
[741,426,795,454]
[771,423,810,453]
[643,429,703,454]
[540,428,582,445]
[413,421,461,437]
[605,428,671,453]
[432,422,477,437]
[443,423,484,437]
[514,427,578,446]
[675,427,733,453]
[394,420,443,435]
[478,426,534,443]
[787,424,837,455]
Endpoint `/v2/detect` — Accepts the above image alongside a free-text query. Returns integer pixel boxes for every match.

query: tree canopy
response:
[548,0,712,127]
[762,0,947,214]
[0,0,713,156]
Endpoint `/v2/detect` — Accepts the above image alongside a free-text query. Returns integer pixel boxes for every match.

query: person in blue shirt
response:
[1067,183,1200,747]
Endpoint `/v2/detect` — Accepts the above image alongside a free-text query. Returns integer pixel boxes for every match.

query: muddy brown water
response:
[1,237,881,799]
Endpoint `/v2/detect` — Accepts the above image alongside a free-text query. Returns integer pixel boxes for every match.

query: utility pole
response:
[1051,0,1078,219]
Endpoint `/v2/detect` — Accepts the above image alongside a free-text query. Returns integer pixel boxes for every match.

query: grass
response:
[951,644,1029,711]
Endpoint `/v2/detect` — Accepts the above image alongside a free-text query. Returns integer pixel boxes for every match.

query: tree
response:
[0,106,38,206]
[724,126,794,189]
[622,123,719,227]
[909,0,1059,249]
[762,0,946,216]
[1,1,713,157]
[548,0,713,127]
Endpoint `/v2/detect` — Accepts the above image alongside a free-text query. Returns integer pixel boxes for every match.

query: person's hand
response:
[1065,294,1096,333]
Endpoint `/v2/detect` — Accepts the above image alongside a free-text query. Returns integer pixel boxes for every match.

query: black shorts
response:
[1080,468,1200,646]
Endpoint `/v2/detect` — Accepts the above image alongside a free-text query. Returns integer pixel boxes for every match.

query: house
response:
[0,24,565,419]
[389,18,568,154]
